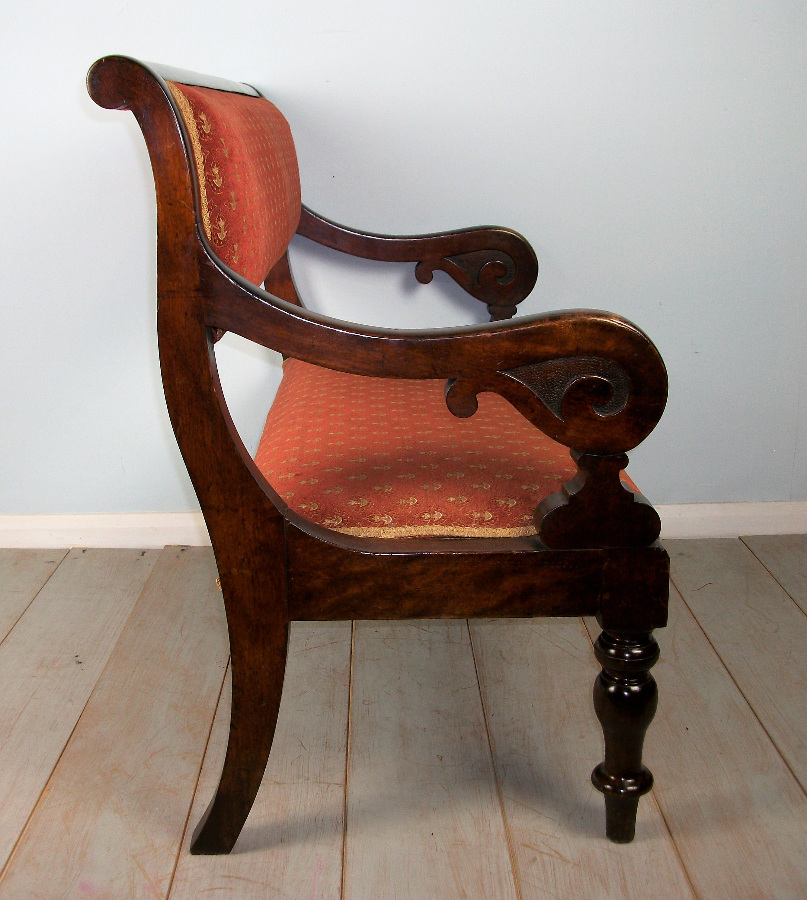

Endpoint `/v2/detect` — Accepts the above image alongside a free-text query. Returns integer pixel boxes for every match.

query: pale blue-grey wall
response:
[2,2,805,513]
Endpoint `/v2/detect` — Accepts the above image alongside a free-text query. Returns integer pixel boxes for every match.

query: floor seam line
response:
[467,619,524,900]
[669,568,807,801]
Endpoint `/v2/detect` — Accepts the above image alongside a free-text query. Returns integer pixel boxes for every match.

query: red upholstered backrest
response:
[167,81,301,286]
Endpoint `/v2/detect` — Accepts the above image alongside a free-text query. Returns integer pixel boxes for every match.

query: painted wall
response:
[2,2,806,514]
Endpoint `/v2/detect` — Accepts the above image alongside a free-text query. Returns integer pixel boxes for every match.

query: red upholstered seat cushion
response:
[167,82,301,286]
[255,360,591,538]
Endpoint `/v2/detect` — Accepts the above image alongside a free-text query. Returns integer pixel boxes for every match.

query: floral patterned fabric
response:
[255,359,588,537]
[167,82,301,287]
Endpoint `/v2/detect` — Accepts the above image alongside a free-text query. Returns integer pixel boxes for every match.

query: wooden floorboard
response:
[0,548,158,875]
[0,537,806,898]
[169,621,352,900]
[669,537,807,792]
[0,547,227,900]
[586,581,807,899]
[343,620,519,900]
[0,548,67,643]
[742,533,807,616]
[471,617,694,900]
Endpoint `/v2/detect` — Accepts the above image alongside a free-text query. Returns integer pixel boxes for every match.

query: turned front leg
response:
[591,630,659,843]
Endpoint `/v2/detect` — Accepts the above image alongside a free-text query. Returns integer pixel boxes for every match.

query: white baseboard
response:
[0,513,210,549]
[657,501,807,540]
[0,502,806,548]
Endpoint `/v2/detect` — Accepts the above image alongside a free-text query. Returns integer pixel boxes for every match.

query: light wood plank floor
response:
[1,537,806,898]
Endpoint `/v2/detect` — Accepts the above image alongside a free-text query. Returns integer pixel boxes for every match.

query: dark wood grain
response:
[89,55,292,855]
[285,515,668,624]
[591,631,659,843]
[298,206,537,321]
[203,267,667,457]
[537,452,662,549]
[263,251,304,308]
[88,53,670,853]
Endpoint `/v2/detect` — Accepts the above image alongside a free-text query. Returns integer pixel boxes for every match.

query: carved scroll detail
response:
[445,356,662,548]
[416,249,524,321]
[296,208,538,323]
[505,356,630,420]
[444,355,643,455]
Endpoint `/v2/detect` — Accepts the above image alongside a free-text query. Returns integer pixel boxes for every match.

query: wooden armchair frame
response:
[88,55,669,855]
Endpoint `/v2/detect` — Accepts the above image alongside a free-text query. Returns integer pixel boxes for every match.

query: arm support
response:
[202,262,667,456]
[297,207,538,321]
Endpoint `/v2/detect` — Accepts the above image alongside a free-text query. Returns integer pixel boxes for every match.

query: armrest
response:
[202,263,667,457]
[297,206,538,321]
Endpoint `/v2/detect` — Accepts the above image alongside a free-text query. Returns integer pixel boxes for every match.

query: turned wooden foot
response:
[591,630,659,843]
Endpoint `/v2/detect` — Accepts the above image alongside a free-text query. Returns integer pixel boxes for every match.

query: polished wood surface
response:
[297,206,538,321]
[591,630,659,842]
[87,54,670,852]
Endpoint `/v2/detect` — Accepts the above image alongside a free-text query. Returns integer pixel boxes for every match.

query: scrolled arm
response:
[443,348,665,456]
[297,207,538,321]
[204,263,667,457]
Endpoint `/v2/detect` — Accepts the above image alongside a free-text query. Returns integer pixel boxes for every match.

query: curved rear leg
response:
[190,565,289,855]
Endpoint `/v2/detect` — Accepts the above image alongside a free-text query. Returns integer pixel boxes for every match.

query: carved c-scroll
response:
[505,356,630,420]
[416,249,524,320]
[444,353,662,548]
[444,355,641,455]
